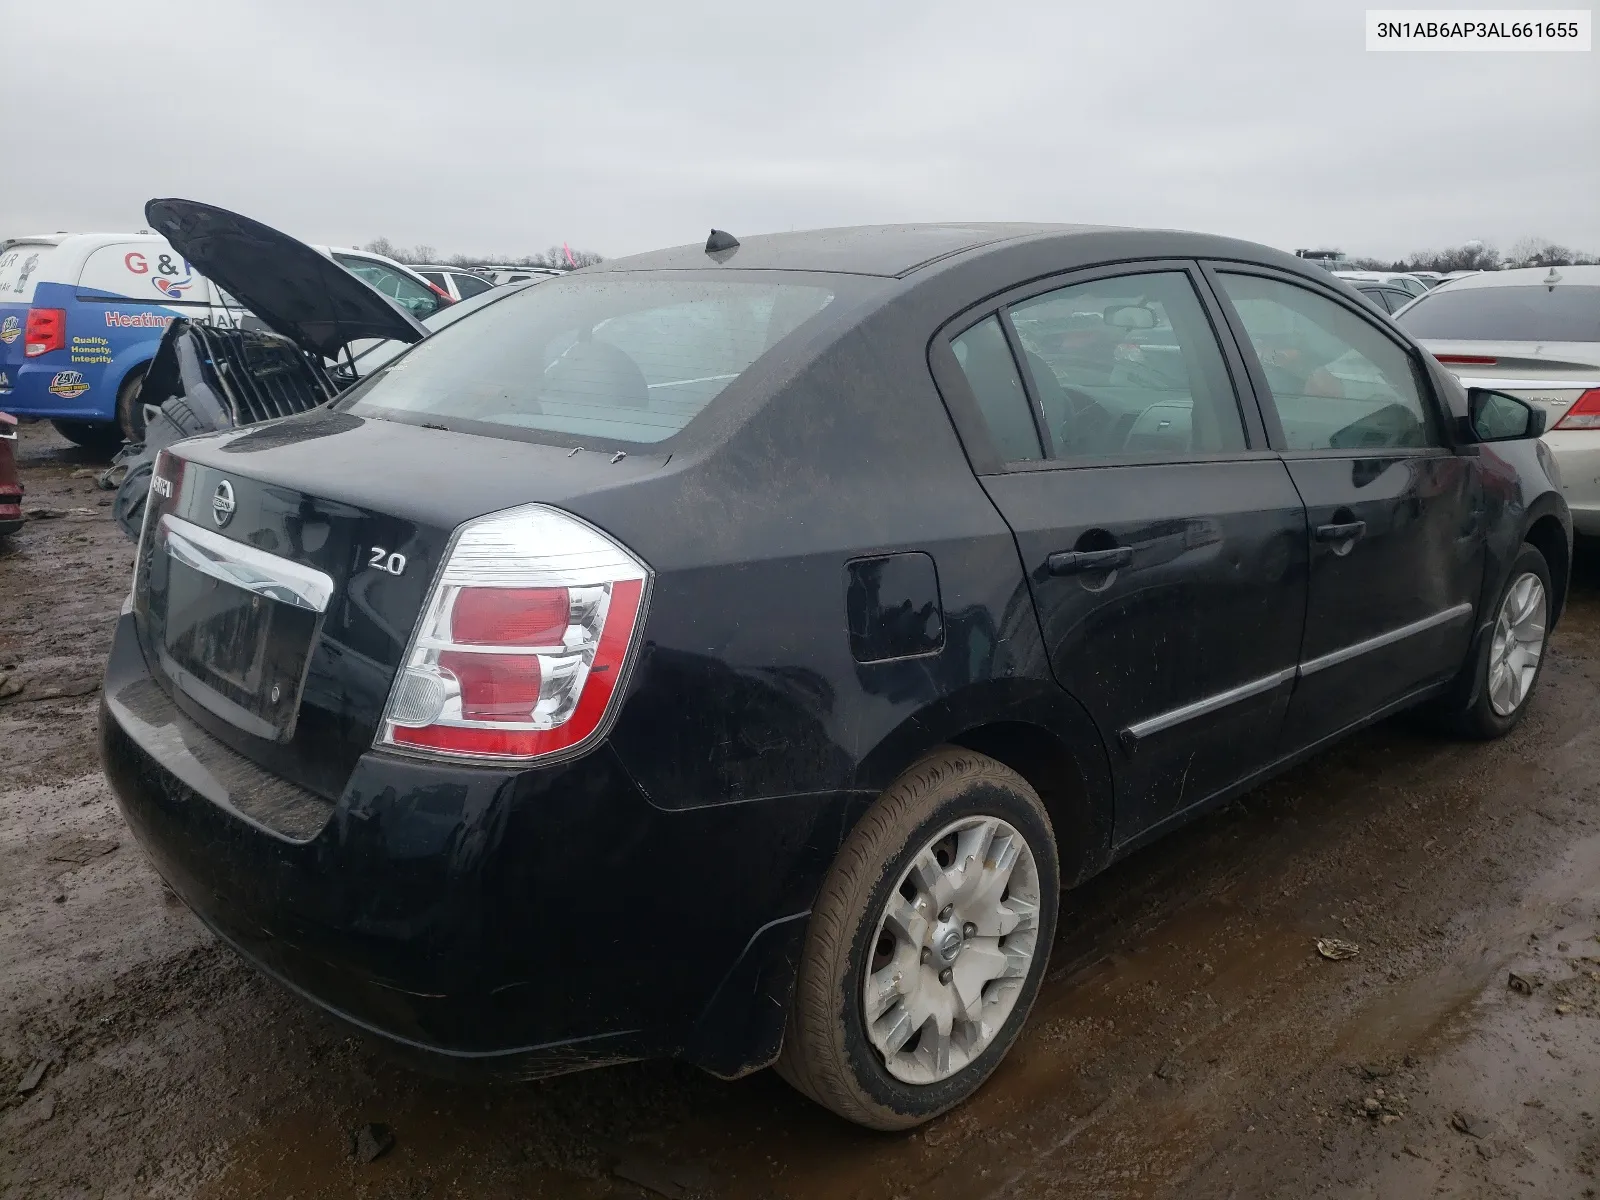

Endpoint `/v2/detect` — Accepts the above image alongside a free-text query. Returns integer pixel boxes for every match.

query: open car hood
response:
[145,198,428,360]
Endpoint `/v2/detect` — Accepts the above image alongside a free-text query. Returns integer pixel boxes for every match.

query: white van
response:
[0,232,243,446]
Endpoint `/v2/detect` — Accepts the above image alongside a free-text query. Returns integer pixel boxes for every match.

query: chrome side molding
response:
[1122,668,1296,741]
[1122,602,1475,743]
[1297,602,1472,677]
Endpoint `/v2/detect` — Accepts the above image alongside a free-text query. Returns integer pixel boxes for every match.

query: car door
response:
[1206,266,1485,750]
[932,263,1309,842]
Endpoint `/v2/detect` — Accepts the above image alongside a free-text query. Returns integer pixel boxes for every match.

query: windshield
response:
[343,273,858,444]
[1397,285,1600,342]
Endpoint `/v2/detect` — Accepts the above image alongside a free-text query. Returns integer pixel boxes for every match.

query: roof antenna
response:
[1545,265,1562,288]
[705,228,739,256]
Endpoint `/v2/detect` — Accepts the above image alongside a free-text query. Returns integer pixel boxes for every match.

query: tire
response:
[115,367,149,444]
[776,746,1059,1130]
[1447,543,1553,740]
[49,419,123,454]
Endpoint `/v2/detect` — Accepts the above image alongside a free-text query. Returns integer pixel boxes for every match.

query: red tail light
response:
[1434,354,1497,365]
[24,308,65,357]
[451,586,570,645]
[1553,389,1600,431]
[380,505,651,763]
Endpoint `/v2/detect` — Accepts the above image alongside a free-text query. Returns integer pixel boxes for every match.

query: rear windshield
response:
[1397,285,1600,342]
[0,242,57,302]
[343,274,857,444]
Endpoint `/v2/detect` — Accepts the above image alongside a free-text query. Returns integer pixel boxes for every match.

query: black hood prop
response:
[145,198,428,360]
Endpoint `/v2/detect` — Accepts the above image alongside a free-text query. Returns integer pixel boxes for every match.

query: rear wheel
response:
[777,747,1058,1130]
[1449,543,1552,739]
[115,366,149,444]
[49,419,123,454]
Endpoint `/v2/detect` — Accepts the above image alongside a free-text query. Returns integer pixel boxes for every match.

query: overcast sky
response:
[5,1,1596,262]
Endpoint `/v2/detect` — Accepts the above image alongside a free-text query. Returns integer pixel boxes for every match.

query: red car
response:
[0,412,22,537]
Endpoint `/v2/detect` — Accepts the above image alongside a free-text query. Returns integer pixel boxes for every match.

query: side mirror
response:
[1467,387,1546,442]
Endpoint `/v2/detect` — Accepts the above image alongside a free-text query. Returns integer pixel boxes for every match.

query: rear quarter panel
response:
[585,287,1089,847]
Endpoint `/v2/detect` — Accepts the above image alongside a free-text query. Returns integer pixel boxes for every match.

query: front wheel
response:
[777,747,1058,1130]
[1451,543,1553,739]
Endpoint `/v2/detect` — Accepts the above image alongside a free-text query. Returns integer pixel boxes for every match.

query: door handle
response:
[1314,520,1367,543]
[1048,546,1133,575]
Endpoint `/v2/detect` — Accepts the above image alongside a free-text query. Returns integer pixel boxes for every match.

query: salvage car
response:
[1398,265,1600,533]
[315,246,452,320]
[1332,270,1429,300]
[105,201,430,538]
[1346,280,1417,315]
[412,265,495,302]
[102,220,1570,1131]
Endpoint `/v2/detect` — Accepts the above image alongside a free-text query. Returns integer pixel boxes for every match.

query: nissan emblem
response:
[212,480,236,527]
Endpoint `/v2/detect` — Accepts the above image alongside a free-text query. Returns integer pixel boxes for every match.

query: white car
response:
[313,246,453,319]
[1396,265,1600,534]
[411,265,495,302]
[479,265,566,286]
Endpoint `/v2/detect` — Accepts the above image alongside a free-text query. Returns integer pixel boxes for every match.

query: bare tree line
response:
[1345,236,1598,273]
[359,237,605,269]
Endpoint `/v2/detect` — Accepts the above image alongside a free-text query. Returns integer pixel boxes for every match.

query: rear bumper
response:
[99,613,837,1078]
[0,359,116,422]
[1545,429,1600,535]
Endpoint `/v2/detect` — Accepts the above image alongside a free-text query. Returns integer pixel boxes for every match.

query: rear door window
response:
[1218,273,1439,451]
[345,274,857,444]
[1007,270,1247,459]
[452,273,493,299]
[1396,285,1600,342]
[1355,286,1392,313]
[950,316,1043,462]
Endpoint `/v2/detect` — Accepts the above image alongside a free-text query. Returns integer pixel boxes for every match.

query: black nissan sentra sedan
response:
[102,206,1570,1130]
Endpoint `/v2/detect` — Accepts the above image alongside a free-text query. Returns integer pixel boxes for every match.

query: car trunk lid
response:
[131,411,668,798]
[1422,339,1600,424]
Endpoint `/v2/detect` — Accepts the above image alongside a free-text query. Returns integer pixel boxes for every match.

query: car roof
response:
[593,223,1119,278]
[1432,265,1600,289]
[2,232,160,252]
[592,223,1355,291]
[2,233,71,249]
[1334,270,1420,281]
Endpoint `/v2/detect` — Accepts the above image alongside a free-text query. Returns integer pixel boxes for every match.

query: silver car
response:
[1397,265,1600,534]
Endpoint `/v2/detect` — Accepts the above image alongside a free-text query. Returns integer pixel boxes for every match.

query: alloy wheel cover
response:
[1488,572,1547,717]
[861,815,1042,1085]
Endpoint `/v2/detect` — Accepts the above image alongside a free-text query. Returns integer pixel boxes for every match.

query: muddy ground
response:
[2,417,1598,1199]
